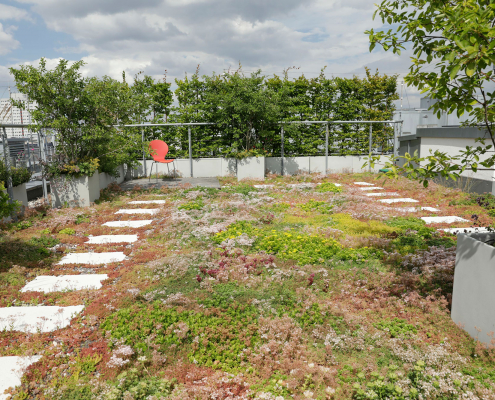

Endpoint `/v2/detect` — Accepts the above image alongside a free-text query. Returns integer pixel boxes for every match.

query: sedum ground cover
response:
[1,173,495,399]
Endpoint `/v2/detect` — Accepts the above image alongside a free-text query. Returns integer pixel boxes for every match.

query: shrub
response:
[178,198,204,211]
[31,235,60,248]
[0,182,20,219]
[0,160,32,187]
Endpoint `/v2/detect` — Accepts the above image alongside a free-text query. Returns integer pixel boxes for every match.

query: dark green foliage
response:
[30,235,60,248]
[167,66,397,158]
[0,160,32,187]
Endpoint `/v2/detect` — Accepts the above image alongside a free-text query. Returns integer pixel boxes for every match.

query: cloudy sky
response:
[0,0,421,106]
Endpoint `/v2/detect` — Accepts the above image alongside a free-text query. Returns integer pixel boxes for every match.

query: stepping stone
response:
[421,216,469,224]
[116,209,159,215]
[359,187,384,191]
[379,198,419,204]
[103,220,153,228]
[287,183,315,188]
[86,235,138,244]
[58,252,126,265]
[0,356,42,400]
[354,182,375,186]
[253,184,274,189]
[129,200,166,204]
[440,227,491,234]
[366,192,399,197]
[0,305,84,333]
[21,274,108,293]
[401,207,440,212]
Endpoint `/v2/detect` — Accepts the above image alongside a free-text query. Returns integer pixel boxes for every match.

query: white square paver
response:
[86,235,138,244]
[115,209,159,215]
[379,198,419,204]
[0,305,84,333]
[440,227,491,234]
[366,192,399,197]
[103,220,153,228]
[359,187,384,191]
[253,184,274,189]
[129,200,166,204]
[58,252,126,265]
[0,356,42,400]
[421,216,469,224]
[354,182,375,186]
[401,207,441,212]
[21,274,108,293]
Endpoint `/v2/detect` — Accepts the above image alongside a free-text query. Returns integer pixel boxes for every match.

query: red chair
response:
[149,140,176,182]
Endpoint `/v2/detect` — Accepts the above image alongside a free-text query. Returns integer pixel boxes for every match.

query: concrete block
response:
[129,200,166,204]
[421,216,469,224]
[0,356,42,400]
[237,157,265,180]
[58,252,126,265]
[379,198,419,203]
[452,232,495,345]
[115,209,158,215]
[0,305,84,333]
[21,274,108,293]
[12,183,28,206]
[359,187,384,191]
[366,192,398,197]
[401,207,440,212]
[50,173,100,208]
[86,235,138,244]
[354,182,375,186]
[103,220,153,228]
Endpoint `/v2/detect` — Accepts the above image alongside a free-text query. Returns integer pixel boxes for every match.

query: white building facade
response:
[0,93,37,139]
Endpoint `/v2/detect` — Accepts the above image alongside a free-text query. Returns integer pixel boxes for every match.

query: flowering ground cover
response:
[1,174,495,399]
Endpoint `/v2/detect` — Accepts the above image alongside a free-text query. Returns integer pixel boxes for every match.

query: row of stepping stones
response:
[0,198,164,399]
[354,181,487,234]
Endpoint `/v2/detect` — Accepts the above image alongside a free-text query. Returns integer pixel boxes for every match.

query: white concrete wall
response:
[127,156,388,179]
[266,156,387,175]
[420,137,495,183]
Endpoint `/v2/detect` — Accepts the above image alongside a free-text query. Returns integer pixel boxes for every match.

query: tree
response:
[365,0,495,186]
[9,59,162,177]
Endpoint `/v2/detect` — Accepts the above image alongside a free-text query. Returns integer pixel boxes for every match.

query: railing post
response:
[188,126,193,178]
[142,127,146,177]
[368,123,372,173]
[325,124,329,175]
[38,130,48,201]
[281,126,284,176]
[1,127,14,203]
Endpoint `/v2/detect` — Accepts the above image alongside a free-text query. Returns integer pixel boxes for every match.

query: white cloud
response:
[5,0,421,105]
[0,23,20,55]
[0,4,32,21]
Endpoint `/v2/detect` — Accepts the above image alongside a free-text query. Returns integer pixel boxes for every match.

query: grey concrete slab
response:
[119,177,221,191]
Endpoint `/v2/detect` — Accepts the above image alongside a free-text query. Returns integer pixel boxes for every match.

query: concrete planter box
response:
[50,173,100,208]
[99,165,125,190]
[12,182,28,207]
[451,232,495,345]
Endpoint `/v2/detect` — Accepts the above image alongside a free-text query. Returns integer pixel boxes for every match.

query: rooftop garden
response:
[1,173,495,399]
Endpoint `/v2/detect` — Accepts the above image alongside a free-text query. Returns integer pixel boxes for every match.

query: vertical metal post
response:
[188,126,193,178]
[142,127,146,177]
[38,130,48,201]
[325,124,329,175]
[368,123,372,173]
[1,127,14,203]
[281,126,284,176]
